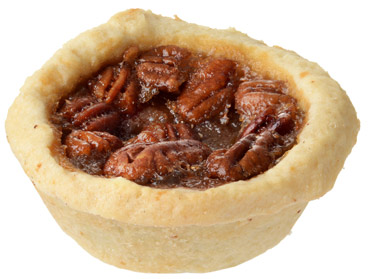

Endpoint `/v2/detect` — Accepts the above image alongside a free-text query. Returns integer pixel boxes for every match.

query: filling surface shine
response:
[51,45,304,189]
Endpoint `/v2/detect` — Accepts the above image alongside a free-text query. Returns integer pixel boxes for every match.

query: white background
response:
[1,0,369,278]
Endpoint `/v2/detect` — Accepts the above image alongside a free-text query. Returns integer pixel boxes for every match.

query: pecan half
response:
[58,95,95,121]
[129,123,196,144]
[89,46,140,114]
[65,130,122,175]
[206,129,291,181]
[238,107,296,139]
[58,96,120,132]
[136,45,191,102]
[175,59,236,124]
[235,79,298,136]
[104,140,211,184]
[236,92,297,119]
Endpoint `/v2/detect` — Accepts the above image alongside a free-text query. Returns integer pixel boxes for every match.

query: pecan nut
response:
[65,130,122,174]
[235,79,298,136]
[89,46,139,114]
[136,63,184,92]
[104,140,211,184]
[175,59,236,124]
[136,45,191,102]
[206,129,290,181]
[58,96,120,132]
[58,95,95,121]
[129,123,196,144]
[236,92,297,119]
[238,107,296,138]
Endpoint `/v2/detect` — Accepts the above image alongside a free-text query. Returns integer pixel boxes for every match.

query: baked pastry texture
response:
[6,9,359,273]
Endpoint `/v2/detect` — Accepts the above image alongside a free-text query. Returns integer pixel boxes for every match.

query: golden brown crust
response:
[6,9,359,228]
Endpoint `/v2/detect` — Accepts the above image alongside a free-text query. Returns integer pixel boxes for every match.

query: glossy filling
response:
[51,45,304,189]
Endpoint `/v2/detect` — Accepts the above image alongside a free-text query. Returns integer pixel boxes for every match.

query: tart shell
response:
[6,9,359,272]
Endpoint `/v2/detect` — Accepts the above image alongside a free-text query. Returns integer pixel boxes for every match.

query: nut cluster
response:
[52,45,302,188]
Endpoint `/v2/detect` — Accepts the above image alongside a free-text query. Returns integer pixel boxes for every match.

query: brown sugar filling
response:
[51,45,304,189]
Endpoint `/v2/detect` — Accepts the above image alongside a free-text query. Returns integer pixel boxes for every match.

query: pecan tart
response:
[5,9,359,273]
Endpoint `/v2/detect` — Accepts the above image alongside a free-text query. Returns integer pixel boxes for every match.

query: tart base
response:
[40,190,307,273]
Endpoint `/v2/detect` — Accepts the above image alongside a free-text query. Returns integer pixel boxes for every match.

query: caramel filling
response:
[51,45,304,189]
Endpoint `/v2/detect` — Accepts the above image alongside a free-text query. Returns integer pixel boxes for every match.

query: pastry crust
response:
[6,9,359,272]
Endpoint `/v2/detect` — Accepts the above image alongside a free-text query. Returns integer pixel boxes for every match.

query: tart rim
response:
[5,9,359,226]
